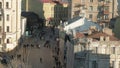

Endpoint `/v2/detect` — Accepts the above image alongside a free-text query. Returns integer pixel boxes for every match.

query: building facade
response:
[74,31,120,68]
[0,0,22,52]
[22,0,69,26]
[70,0,118,23]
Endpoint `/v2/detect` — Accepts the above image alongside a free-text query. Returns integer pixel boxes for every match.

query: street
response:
[10,26,64,68]
[0,26,67,68]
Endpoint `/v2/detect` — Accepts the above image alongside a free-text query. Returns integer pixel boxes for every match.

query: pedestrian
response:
[44,40,49,47]
[40,58,42,63]
[56,37,60,46]
[37,44,41,48]
[31,44,34,47]
[64,34,71,45]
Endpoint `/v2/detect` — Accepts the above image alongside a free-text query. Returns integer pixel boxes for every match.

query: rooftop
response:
[87,32,119,41]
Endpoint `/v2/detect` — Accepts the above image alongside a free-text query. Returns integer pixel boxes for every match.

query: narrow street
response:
[14,26,63,68]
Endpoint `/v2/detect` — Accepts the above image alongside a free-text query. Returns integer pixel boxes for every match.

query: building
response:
[0,0,22,52]
[64,17,102,37]
[117,0,120,15]
[74,29,120,68]
[22,0,69,26]
[113,0,120,39]
[22,0,44,18]
[69,0,118,23]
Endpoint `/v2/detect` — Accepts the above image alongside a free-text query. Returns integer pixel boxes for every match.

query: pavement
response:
[20,26,64,68]
[0,26,66,68]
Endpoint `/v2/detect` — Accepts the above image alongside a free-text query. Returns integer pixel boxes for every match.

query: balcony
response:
[4,32,16,38]
[4,43,15,51]
[103,10,109,14]
[74,4,85,7]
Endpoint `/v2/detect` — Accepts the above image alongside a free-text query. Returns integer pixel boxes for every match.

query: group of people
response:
[23,44,40,49]
[52,37,63,68]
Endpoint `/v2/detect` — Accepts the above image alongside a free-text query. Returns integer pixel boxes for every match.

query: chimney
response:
[105,36,110,41]
[100,36,104,41]
[88,30,92,35]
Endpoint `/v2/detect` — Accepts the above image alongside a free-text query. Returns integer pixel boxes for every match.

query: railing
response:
[4,32,16,38]
[103,10,109,14]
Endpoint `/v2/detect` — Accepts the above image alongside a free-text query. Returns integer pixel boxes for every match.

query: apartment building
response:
[0,0,22,52]
[42,0,68,26]
[22,0,69,26]
[70,0,118,23]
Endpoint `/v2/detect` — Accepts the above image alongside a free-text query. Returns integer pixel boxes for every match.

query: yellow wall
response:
[43,3,55,19]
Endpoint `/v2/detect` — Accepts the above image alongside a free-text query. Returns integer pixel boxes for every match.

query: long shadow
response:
[74,50,110,68]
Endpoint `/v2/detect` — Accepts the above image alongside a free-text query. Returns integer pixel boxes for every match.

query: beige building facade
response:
[70,0,118,23]
[43,1,68,26]
[74,30,120,68]
[0,0,22,52]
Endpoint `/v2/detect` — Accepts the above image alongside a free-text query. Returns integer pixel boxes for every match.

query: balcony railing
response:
[4,32,16,38]
[103,10,109,14]
[4,43,15,51]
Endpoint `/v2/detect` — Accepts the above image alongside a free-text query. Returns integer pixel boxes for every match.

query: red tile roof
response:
[87,32,119,41]
[75,32,85,38]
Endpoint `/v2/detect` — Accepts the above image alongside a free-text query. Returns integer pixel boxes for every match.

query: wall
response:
[22,0,44,18]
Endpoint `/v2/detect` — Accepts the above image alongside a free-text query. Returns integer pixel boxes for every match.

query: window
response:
[92,61,98,68]
[7,39,10,43]
[0,15,2,21]
[7,26,9,32]
[0,38,1,44]
[111,47,115,54]
[90,0,93,2]
[0,2,2,8]
[6,2,8,8]
[104,14,109,20]
[6,14,9,21]
[89,6,93,11]
[89,14,93,19]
